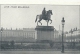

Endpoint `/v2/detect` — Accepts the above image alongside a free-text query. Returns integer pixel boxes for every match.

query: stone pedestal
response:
[35,26,54,42]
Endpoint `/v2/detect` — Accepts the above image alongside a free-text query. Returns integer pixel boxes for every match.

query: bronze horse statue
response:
[35,10,53,26]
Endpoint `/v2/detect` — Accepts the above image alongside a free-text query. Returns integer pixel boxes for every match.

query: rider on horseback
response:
[35,8,53,25]
[42,7,47,19]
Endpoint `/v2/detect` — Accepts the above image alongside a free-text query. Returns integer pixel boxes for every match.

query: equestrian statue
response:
[35,7,53,26]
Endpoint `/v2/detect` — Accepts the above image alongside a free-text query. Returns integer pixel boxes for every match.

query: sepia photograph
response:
[0,4,80,54]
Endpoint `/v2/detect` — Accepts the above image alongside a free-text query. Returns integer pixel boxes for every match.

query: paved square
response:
[0,51,80,54]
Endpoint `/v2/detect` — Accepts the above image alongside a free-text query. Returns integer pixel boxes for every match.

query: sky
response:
[0,5,80,31]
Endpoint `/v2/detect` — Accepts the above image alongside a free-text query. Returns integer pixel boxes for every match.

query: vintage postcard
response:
[0,1,80,54]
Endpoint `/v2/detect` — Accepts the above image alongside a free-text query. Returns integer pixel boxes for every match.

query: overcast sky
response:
[0,5,80,31]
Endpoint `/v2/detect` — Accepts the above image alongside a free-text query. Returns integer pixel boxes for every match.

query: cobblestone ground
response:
[0,51,80,54]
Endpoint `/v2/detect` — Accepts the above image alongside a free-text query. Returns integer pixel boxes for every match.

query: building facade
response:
[0,28,60,42]
[66,29,80,42]
[0,28,36,42]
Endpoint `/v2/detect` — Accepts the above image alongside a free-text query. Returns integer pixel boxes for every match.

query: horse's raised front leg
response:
[50,19,52,24]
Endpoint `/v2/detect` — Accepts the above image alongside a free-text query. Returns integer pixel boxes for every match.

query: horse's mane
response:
[47,10,51,14]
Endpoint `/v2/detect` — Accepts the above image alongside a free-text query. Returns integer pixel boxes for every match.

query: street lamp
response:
[61,17,65,53]
[0,27,3,50]
[71,29,73,48]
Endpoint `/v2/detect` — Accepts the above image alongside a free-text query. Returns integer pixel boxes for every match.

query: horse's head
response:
[49,10,53,15]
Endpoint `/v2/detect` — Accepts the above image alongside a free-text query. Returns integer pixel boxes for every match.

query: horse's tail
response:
[35,15,39,22]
